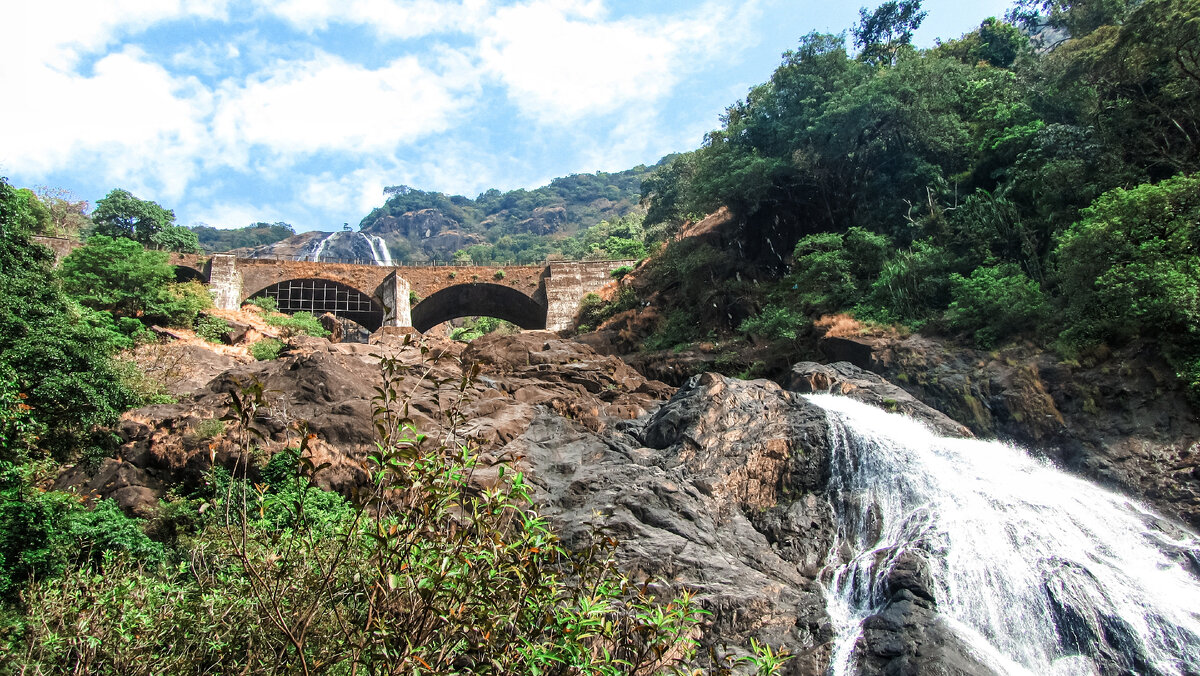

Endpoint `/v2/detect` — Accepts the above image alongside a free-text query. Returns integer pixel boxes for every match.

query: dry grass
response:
[815,313,911,340]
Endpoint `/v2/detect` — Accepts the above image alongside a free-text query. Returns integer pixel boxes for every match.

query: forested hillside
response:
[190,222,296,253]
[617,0,1200,397]
[358,163,657,262]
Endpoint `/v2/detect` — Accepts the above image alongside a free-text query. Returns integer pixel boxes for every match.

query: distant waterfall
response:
[810,394,1200,676]
[296,232,393,265]
[364,234,393,266]
[305,232,336,262]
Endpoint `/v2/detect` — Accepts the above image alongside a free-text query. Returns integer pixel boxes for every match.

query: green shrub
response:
[245,295,277,313]
[194,314,230,343]
[448,316,516,342]
[111,357,176,408]
[740,303,807,341]
[1,184,138,460]
[858,240,960,328]
[59,236,213,328]
[1055,175,1200,397]
[576,287,639,333]
[791,227,892,313]
[408,290,421,305]
[162,281,215,328]
[0,463,160,598]
[187,418,225,441]
[263,311,331,338]
[1056,175,1200,347]
[12,353,710,674]
[249,339,284,361]
[945,264,1049,347]
[644,308,708,351]
[610,265,634,279]
[493,269,506,280]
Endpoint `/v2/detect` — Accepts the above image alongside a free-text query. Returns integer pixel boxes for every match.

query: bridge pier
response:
[380,271,412,328]
[542,261,631,332]
[209,254,243,311]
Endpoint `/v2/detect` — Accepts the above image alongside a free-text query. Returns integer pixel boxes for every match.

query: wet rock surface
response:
[853,551,999,676]
[787,361,972,438]
[507,372,839,673]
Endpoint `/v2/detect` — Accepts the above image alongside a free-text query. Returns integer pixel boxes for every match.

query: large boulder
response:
[508,372,839,674]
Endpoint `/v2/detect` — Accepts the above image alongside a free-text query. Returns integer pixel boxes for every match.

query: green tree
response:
[149,224,202,253]
[33,187,91,238]
[1056,175,1200,349]
[59,235,210,327]
[1009,0,1136,36]
[854,0,927,66]
[945,263,1050,347]
[973,17,1028,67]
[91,188,175,246]
[0,180,136,459]
[791,227,892,313]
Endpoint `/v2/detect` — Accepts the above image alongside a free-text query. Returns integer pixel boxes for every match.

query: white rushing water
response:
[809,394,1200,676]
[365,233,394,266]
[305,232,335,262]
[298,232,393,265]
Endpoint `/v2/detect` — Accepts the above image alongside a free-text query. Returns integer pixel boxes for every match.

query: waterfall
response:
[305,232,336,262]
[810,394,1200,676]
[363,233,393,266]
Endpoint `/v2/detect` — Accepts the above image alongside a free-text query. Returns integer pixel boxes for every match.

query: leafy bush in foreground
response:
[7,342,710,674]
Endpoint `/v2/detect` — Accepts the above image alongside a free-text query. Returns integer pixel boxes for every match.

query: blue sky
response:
[0,0,1015,233]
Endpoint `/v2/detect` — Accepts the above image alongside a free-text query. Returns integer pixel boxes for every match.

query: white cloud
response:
[172,41,242,77]
[0,0,764,230]
[0,46,212,201]
[475,0,756,125]
[211,49,478,162]
[257,0,487,39]
[300,164,399,217]
[0,0,231,70]
[188,200,292,229]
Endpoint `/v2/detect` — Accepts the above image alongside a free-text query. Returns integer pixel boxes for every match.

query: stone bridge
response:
[31,236,632,332]
[178,255,632,333]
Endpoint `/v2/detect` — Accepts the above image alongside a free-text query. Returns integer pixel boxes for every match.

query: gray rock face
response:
[510,372,839,673]
[851,550,999,676]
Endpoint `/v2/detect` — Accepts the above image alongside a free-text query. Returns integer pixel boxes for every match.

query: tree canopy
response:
[634,0,1200,396]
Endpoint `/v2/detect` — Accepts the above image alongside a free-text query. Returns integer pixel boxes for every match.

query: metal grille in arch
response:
[261,279,376,315]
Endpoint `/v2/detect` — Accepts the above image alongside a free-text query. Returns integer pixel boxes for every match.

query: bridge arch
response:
[248,278,385,330]
[412,283,546,333]
[173,265,207,284]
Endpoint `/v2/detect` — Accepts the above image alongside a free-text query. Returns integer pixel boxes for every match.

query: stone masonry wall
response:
[542,260,637,332]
